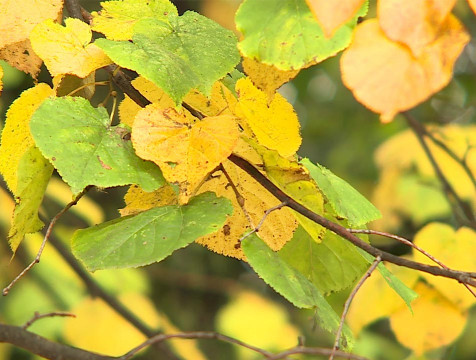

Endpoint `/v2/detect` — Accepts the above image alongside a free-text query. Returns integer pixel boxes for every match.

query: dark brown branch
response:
[404,112,476,228]
[64,0,83,20]
[0,323,116,360]
[228,154,476,286]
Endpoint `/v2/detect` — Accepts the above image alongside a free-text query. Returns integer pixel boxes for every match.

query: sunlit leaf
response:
[236,0,367,70]
[132,105,239,203]
[72,192,232,271]
[340,17,469,122]
[306,0,367,37]
[30,18,112,78]
[91,0,177,41]
[470,0,476,15]
[0,83,53,193]
[302,158,381,226]
[242,233,353,348]
[378,0,456,56]
[30,96,165,194]
[96,14,239,104]
[235,78,301,157]
[120,184,178,217]
[0,40,43,78]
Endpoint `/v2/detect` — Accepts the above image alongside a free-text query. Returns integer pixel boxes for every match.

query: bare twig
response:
[3,186,91,296]
[22,312,76,330]
[239,202,288,243]
[330,256,381,360]
[270,346,368,360]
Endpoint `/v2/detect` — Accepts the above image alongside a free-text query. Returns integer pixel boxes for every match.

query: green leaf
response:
[235,0,367,70]
[301,158,381,226]
[72,192,233,271]
[8,147,53,253]
[30,97,165,194]
[279,226,369,294]
[359,250,418,311]
[95,12,240,104]
[242,233,354,348]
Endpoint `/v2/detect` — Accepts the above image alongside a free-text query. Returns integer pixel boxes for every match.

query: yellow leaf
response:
[183,81,232,117]
[469,0,476,15]
[30,18,112,78]
[390,282,466,355]
[0,40,43,78]
[0,83,53,194]
[91,0,178,41]
[378,0,456,56]
[306,0,367,38]
[242,57,299,101]
[120,184,178,216]
[216,291,300,358]
[0,0,63,49]
[53,73,96,99]
[340,17,469,122]
[196,138,298,259]
[0,187,15,229]
[0,64,2,94]
[132,106,240,203]
[412,223,476,309]
[235,78,301,157]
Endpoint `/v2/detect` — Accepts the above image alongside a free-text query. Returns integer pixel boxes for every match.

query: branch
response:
[228,154,476,286]
[22,312,76,330]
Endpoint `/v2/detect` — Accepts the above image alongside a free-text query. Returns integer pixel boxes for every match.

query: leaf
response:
[235,78,301,158]
[0,0,62,49]
[390,282,466,355]
[30,18,112,78]
[301,158,381,226]
[30,96,165,194]
[91,0,178,41]
[470,0,476,15]
[242,57,299,100]
[8,147,53,253]
[0,40,43,78]
[305,0,367,37]
[53,73,96,99]
[279,226,369,294]
[340,17,469,122]
[120,184,178,217]
[0,83,53,193]
[95,13,240,104]
[71,192,233,271]
[235,0,366,70]
[242,233,354,348]
[412,223,476,309]
[132,105,240,203]
[378,0,456,56]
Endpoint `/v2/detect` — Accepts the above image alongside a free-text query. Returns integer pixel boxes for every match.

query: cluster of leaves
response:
[1,0,476,358]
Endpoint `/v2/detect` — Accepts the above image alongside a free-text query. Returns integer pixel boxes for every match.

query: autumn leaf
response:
[91,0,178,41]
[132,105,240,203]
[120,184,178,217]
[53,73,96,99]
[470,0,476,15]
[30,18,112,78]
[0,40,43,78]
[378,0,456,56]
[234,78,301,158]
[305,0,367,38]
[340,17,469,122]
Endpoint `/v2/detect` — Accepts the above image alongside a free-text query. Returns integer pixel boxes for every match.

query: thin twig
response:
[348,229,476,299]
[330,256,381,360]
[270,346,368,360]
[22,312,76,330]
[3,186,92,296]
[239,202,288,243]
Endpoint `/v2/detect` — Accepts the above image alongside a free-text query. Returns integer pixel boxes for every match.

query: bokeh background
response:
[1,1,476,359]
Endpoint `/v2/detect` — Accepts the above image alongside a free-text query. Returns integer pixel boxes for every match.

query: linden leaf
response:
[53,73,96,99]
[242,233,354,349]
[8,147,53,253]
[302,158,381,226]
[0,40,43,78]
[305,0,367,38]
[412,223,476,309]
[196,138,298,259]
[30,97,165,194]
[340,17,469,122]
[242,57,299,100]
[0,0,62,49]
[72,192,232,271]
[30,18,112,78]
[95,14,240,104]
[0,83,54,193]
[132,105,240,203]
[183,82,232,117]
[470,0,476,15]
[120,184,178,217]
[236,0,367,70]
[91,0,178,41]
[390,282,466,355]
[378,0,456,56]
[235,78,301,158]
